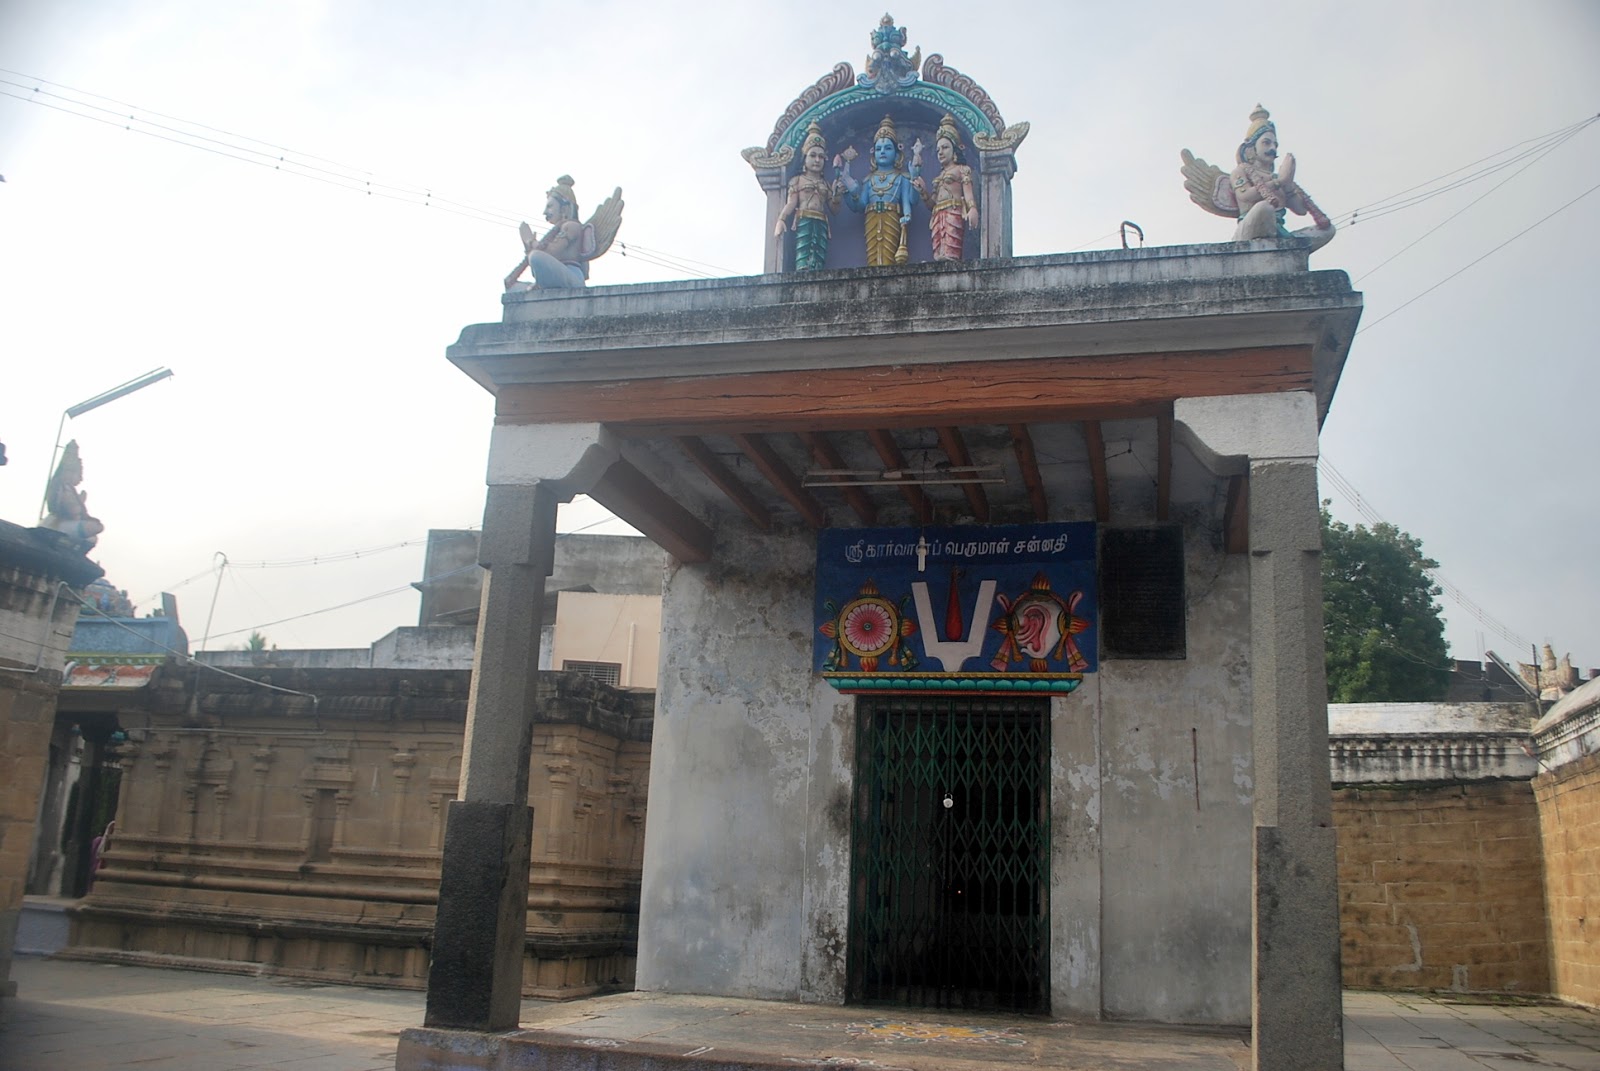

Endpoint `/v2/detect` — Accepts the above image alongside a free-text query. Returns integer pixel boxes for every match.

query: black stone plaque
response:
[1100,526,1186,659]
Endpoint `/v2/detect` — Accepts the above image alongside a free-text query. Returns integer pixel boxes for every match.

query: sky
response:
[2,0,1597,668]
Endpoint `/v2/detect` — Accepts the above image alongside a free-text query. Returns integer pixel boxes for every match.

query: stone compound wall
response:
[1333,780,1550,994]
[1534,751,1600,1008]
[0,524,99,999]
[64,668,651,999]
[0,669,71,997]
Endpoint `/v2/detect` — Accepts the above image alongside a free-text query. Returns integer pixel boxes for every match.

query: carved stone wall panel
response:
[67,667,652,999]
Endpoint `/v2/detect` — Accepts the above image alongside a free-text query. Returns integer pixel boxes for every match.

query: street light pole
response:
[39,367,174,522]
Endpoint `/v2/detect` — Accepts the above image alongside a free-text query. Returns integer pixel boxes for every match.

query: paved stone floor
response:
[1,956,1597,1070]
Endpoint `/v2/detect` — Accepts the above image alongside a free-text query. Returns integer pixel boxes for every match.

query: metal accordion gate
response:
[847,693,1050,1012]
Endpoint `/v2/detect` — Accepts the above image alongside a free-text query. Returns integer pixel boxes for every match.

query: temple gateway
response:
[407,17,1356,1071]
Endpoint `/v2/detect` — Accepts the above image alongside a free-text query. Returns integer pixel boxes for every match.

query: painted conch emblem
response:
[992,573,1089,672]
[820,579,918,672]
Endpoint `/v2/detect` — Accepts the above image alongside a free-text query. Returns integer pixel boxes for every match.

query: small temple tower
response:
[408,16,1355,1071]
[743,18,1028,272]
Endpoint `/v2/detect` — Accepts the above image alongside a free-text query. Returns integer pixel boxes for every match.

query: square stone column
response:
[742,150,793,275]
[424,423,621,1031]
[424,482,557,1031]
[1175,393,1343,1070]
[976,148,1017,259]
[1247,457,1343,1071]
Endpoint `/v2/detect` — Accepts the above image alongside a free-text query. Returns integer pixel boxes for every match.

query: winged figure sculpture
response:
[505,176,625,291]
[1181,106,1334,251]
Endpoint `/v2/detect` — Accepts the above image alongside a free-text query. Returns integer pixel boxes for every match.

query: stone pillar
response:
[1247,457,1342,1071]
[1173,393,1342,1071]
[976,148,1017,259]
[423,482,555,1031]
[742,146,796,275]
[424,424,618,1032]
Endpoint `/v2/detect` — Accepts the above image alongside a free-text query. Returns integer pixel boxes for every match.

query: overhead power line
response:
[1355,179,1600,336]
[1352,122,1593,283]
[1332,114,1598,228]
[1318,455,1532,652]
[0,70,739,279]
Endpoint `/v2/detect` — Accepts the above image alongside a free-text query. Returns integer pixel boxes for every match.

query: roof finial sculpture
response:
[1180,105,1335,250]
[858,13,921,93]
[43,440,104,550]
[504,175,625,291]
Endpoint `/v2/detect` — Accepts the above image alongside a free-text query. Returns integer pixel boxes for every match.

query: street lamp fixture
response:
[40,367,174,521]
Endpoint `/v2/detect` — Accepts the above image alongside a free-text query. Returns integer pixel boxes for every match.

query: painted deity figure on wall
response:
[1181,105,1335,250]
[914,114,978,261]
[774,122,839,271]
[837,114,918,267]
[505,175,625,291]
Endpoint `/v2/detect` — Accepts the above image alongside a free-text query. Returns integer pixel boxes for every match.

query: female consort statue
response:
[774,122,839,271]
[915,114,978,261]
[837,114,918,267]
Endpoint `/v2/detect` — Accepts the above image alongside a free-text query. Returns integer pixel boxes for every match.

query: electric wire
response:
[197,562,481,643]
[65,586,321,706]
[1356,179,1600,336]
[1319,455,1531,652]
[1331,115,1597,227]
[1352,124,1590,282]
[0,87,513,230]
[0,71,739,278]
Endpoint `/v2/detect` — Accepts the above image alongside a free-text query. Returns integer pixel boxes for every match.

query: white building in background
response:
[197,531,665,688]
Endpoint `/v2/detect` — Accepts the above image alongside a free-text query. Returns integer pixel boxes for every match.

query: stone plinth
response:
[64,668,651,999]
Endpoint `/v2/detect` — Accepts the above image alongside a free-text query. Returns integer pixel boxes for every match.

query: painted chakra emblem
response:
[820,580,918,672]
[992,572,1090,672]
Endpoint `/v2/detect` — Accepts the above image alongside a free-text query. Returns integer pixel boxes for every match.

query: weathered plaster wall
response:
[1333,780,1549,994]
[642,517,1255,1025]
[1093,538,1254,1025]
[1050,680,1102,1018]
[638,525,852,1003]
[1534,751,1600,1008]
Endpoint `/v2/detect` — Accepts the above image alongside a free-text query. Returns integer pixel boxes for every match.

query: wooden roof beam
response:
[1082,420,1110,523]
[494,346,1314,433]
[796,431,878,526]
[731,433,827,529]
[1156,406,1173,522]
[936,426,990,522]
[1224,474,1249,554]
[867,430,933,524]
[676,436,771,532]
[1008,423,1050,522]
[588,459,713,564]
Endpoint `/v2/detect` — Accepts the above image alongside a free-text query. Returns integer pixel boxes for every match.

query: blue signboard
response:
[815,522,1097,694]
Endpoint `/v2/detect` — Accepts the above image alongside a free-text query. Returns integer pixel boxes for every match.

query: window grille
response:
[562,660,622,686]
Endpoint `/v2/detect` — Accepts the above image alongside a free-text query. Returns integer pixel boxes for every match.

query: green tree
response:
[1321,504,1451,702]
[242,630,269,652]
